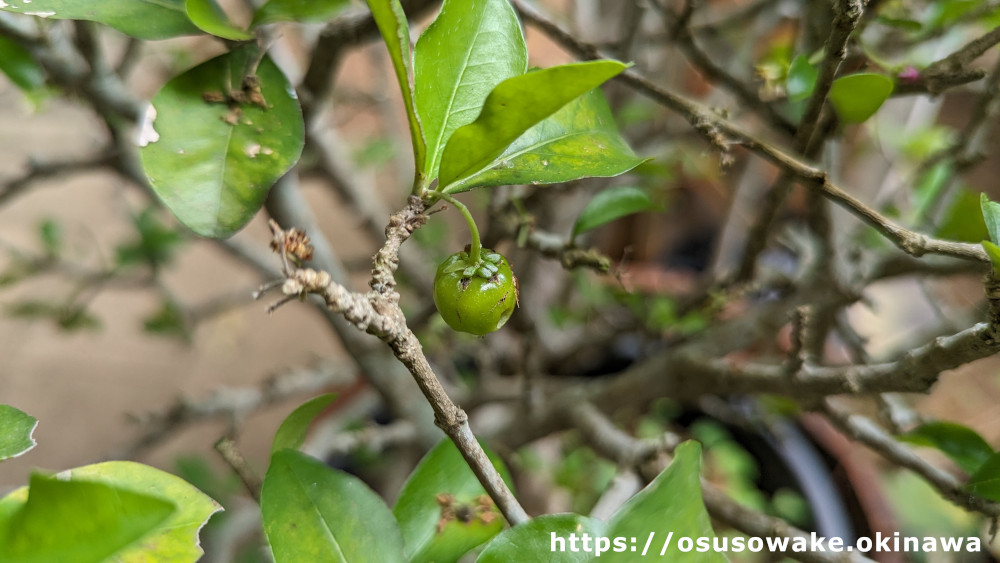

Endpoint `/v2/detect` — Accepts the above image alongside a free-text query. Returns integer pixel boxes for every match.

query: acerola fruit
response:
[433,249,518,335]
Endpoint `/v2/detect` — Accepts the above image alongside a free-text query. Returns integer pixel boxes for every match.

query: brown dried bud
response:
[269,220,314,263]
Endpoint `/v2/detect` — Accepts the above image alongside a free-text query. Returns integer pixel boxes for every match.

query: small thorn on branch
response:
[252,279,285,300]
[267,294,300,315]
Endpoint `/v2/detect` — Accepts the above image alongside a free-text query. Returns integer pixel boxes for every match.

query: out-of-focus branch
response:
[511,0,988,265]
[308,419,418,461]
[912,56,1000,225]
[301,0,440,106]
[526,230,612,273]
[113,360,357,460]
[570,402,872,563]
[0,13,141,121]
[895,25,1000,96]
[823,401,1000,518]
[0,153,117,206]
[496,318,1000,449]
[863,253,987,282]
[657,0,796,136]
[690,0,780,35]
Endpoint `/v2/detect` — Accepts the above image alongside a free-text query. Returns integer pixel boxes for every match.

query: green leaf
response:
[936,188,988,243]
[394,439,511,562]
[0,36,45,93]
[37,219,63,257]
[262,449,405,562]
[899,422,994,475]
[573,186,657,238]
[602,441,725,562]
[477,513,605,562]
[965,451,1000,502]
[72,461,221,561]
[0,473,176,563]
[785,54,817,102]
[140,46,304,238]
[447,88,646,194]
[253,0,349,24]
[185,0,253,40]
[438,60,629,190]
[913,161,953,219]
[116,207,185,268]
[828,73,894,124]
[981,192,1000,244]
[415,0,527,181]
[366,0,426,181]
[0,0,200,40]
[0,461,221,561]
[143,299,191,342]
[271,393,338,455]
[6,301,101,332]
[982,240,1000,277]
[876,15,923,32]
[0,405,37,461]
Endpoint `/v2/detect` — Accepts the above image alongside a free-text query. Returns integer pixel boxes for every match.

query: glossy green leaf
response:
[786,54,817,102]
[271,393,337,455]
[262,449,405,562]
[602,441,724,562]
[446,88,646,194]
[899,422,993,475]
[0,36,45,93]
[0,405,37,461]
[936,188,988,243]
[0,461,224,561]
[438,60,629,190]
[573,186,656,238]
[982,241,1000,277]
[477,513,605,562]
[0,0,199,40]
[394,439,512,562]
[140,46,304,238]
[965,451,1000,502]
[876,15,923,32]
[366,0,426,180]
[981,193,1000,244]
[828,73,894,124]
[415,0,526,180]
[253,0,349,24]
[0,473,175,563]
[185,0,252,40]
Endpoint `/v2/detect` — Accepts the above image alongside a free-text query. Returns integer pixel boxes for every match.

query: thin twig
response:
[215,437,262,504]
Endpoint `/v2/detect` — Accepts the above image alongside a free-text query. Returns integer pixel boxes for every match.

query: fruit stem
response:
[432,192,482,265]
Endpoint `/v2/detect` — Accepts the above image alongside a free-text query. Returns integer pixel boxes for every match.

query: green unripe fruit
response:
[433,249,518,335]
